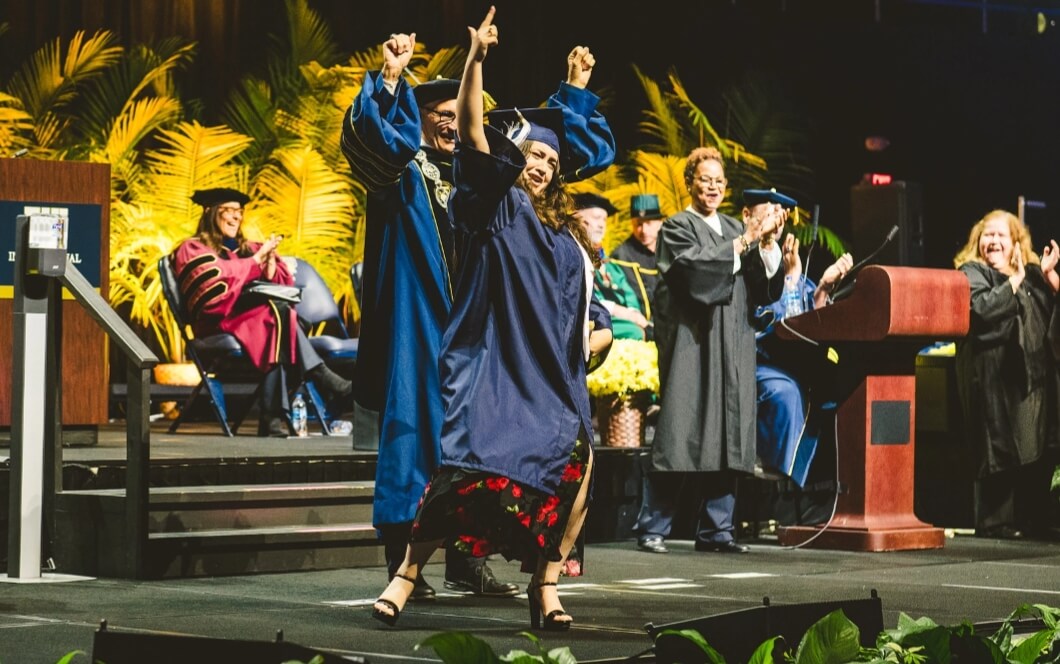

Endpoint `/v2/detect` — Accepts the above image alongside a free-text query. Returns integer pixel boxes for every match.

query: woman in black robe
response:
[954,209,1059,538]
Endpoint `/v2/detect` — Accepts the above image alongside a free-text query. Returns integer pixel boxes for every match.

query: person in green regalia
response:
[573,193,650,341]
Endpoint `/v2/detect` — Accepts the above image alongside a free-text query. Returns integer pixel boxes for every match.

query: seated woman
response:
[173,187,352,437]
[954,209,1059,539]
[370,7,614,630]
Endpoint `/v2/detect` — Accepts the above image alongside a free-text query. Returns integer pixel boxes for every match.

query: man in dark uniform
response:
[610,194,665,327]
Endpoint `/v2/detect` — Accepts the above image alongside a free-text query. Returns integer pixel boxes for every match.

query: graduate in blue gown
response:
[371,8,615,631]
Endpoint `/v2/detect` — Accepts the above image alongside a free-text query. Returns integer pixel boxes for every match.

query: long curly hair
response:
[953,209,1039,270]
[517,143,601,268]
[194,206,254,257]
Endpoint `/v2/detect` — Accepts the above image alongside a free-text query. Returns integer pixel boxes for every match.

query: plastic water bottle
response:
[782,275,804,319]
[292,393,308,438]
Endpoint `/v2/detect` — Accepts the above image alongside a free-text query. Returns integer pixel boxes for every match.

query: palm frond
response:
[631,151,690,218]
[136,121,253,227]
[100,96,183,192]
[0,92,34,155]
[631,64,688,155]
[669,68,727,155]
[250,142,358,303]
[222,76,279,171]
[284,0,342,69]
[7,30,123,127]
[345,44,382,72]
[417,45,468,83]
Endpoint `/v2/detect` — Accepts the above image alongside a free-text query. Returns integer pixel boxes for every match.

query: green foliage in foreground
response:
[417,604,1060,664]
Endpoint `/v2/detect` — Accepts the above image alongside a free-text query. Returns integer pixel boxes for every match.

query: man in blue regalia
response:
[744,188,852,487]
[340,31,517,599]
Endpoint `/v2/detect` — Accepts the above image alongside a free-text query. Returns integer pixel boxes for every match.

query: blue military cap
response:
[630,194,664,221]
[742,188,797,208]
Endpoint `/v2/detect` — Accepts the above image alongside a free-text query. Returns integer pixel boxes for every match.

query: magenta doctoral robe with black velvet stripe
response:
[173,238,298,372]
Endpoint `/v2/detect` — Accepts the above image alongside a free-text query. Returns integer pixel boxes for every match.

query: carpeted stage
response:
[2,423,1059,663]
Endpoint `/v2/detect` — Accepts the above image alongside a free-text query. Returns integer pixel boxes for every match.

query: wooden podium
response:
[776,266,969,551]
[0,158,110,427]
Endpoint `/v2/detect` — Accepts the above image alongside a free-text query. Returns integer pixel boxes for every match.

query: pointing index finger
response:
[479,5,496,30]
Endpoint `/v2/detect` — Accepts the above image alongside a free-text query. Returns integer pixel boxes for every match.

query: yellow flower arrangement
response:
[586,338,660,399]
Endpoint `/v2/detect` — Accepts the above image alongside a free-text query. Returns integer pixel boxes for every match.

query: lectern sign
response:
[0,201,101,289]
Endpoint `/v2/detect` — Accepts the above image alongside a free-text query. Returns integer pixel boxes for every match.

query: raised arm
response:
[457,6,497,154]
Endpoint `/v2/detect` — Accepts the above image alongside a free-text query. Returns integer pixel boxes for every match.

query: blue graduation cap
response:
[487,106,574,176]
[742,188,797,209]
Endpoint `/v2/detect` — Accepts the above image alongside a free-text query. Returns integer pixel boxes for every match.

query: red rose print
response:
[547,511,559,527]
[485,477,510,491]
[518,512,531,528]
[537,533,546,548]
[561,464,583,482]
[472,539,490,557]
[457,481,478,495]
[511,484,523,498]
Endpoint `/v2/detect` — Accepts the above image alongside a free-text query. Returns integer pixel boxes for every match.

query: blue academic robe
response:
[440,90,615,495]
[754,277,824,487]
[341,72,453,527]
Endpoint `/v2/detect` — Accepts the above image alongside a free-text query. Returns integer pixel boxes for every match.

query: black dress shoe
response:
[406,576,436,602]
[695,540,750,554]
[257,416,289,438]
[637,535,669,554]
[977,525,1024,540]
[307,364,353,398]
[444,563,519,597]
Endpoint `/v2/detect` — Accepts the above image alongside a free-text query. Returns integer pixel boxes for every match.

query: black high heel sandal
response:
[372,573,415,627]
[527,581,572,631]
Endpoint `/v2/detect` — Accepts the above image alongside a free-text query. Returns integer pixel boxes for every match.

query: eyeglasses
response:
[421,107,457,124]
[693,176,727,188]
[217,205,244,217]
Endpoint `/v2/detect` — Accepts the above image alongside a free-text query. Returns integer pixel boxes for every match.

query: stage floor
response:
[2,534,1059,662]
[4,423,1059,661]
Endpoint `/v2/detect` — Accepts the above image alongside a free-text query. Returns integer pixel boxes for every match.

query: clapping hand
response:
[781,233,801,277]
[566,46,596,89]
[469,6,498,62]
[1041,239,1059,293]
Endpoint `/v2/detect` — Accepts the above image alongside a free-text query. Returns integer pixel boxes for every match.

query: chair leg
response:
[232,377,267,435]
[303,380,332,436]
[201,374,235,437]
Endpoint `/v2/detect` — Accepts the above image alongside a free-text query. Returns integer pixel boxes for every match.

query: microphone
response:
[11,148,28,158]
[830,224,899,302]
[803,204,821,280]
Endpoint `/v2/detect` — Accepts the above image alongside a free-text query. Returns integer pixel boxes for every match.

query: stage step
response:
[53,481,385,579]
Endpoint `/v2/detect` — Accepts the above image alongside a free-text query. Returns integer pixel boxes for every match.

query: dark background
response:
[2,0,1059,268]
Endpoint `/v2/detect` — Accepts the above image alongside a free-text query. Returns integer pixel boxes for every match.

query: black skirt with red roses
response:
[409,436,590,567]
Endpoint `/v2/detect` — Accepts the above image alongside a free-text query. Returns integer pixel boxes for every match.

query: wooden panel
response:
[0,159,110,425]
[778,265,969,343]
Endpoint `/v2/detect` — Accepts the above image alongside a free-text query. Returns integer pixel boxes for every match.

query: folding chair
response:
[157,253,266,436]
[291,258,358,435]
